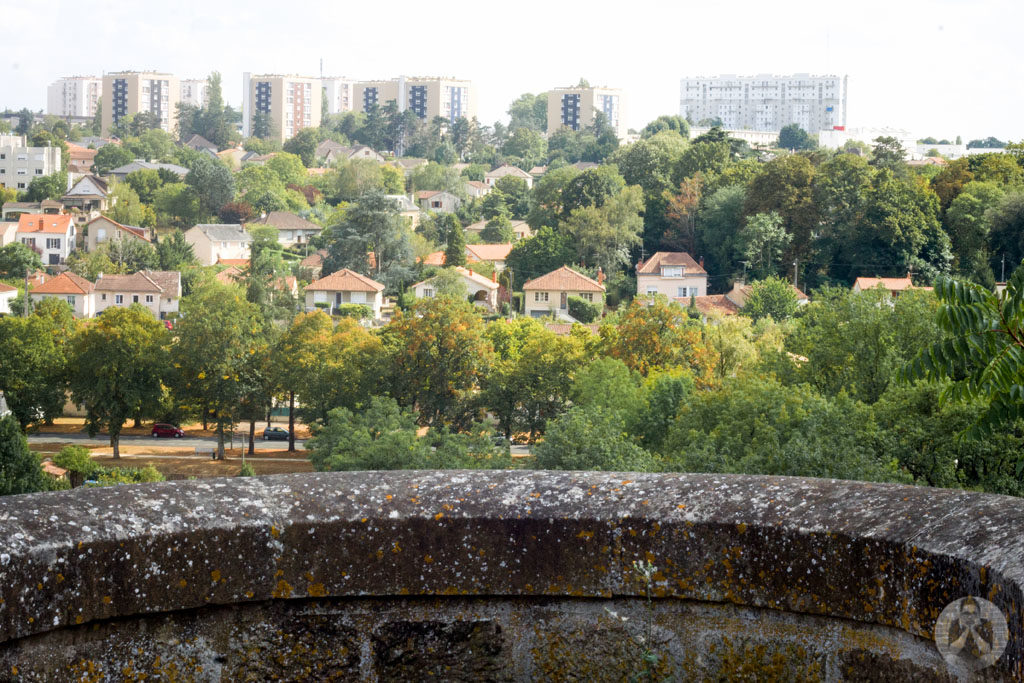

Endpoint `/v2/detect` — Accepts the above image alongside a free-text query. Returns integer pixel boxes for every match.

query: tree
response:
[903,266,1024,439]
[153,183,202,228]
[507,93,548,132]
[944,181,1005,274]
[738,212,791,278]
[698,184,747,281]
[987,193,1024,276]
[53,445,98,488]
[662,176,702,253]
[124,168,163,203]
[481,214,515,243]
[740,275,799,322]
[0,242,42,278]
[0,300,76,428]
[170,284,264,458]
[25,171,68,202]
[534,406,655,472]
[283,127,328,167]
[560,165,627,218]
[777,124,815,151]
[563,185,644,272]
[640,115,689,139]
[69,306,168,459]
[444,222,467,267]
[503,127,547,167]
[382,297,492,426]
[323,192,415,288]
[493,175,531,218]
[744,155,819,263]
[104,237,159,272]
[505,226,576,286]
[184,155,235,217]
[870,136,907,174]
[106,182,155,227]
[92,144,134,175]
[266,152,308,186]
[0,416,49,496]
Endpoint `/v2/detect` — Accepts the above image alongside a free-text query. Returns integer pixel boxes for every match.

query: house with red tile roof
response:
[465,243,513,271]
[84,216,150,252]
[484,164,534,189]
[28,271,94,317]
[852,274,933,296]
[416,190,461,214]
[304,269,386,320]
[636,252,707,299]
[684,280,809,318]
[412,266,500,310]
[16,214,76,266]
[94,271,181,320]
[522,266,604,320]
[464,180,491,199]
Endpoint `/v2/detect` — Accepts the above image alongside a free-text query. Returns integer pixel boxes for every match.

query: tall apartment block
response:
[0,135,62,191]
[679,74,847,132]
[180,79,210,108]
[353,77,475,122]
[322,77,357,115]
[241,74,322,142]
[546,86,625,139]
[101,72,180,136]
[47,77,101,118]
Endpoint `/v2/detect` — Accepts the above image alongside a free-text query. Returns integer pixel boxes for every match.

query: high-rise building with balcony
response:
[546,85,625,139]
[679,74,847,132]
[47,76,101,118]
[101,72,180,136]
[322,77,357,115]
[353,77,475,122]
[241,74,322,142]
[180,79,210,108]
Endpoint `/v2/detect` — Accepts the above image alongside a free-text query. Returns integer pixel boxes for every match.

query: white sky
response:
[4,0,1023,141]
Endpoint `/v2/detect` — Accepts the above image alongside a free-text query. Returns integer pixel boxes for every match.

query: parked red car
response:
[151,423,185,438]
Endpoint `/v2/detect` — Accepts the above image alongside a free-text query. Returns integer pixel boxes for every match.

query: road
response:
[28,432,305,451]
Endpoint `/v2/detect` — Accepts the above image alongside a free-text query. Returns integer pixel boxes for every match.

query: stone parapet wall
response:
[0,471,1019,680]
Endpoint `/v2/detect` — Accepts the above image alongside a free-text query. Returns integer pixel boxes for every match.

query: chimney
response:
[492,271,497,283]
[699,256,704,269]
[469,268,474,276]
[597,267,605,285]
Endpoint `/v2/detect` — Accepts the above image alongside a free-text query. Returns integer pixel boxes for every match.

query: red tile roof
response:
[683,294,740,316]
[523,266,604,293]
[853,276,931,293]
[0,283,16,293]
[31,272,93,295]
[216,258,250,267]
[94,272,163,293]
[420,251,446,266]
[466,243,513,262]
[637,252,705,275]
[17,214,73,234]
[306,269,385,293]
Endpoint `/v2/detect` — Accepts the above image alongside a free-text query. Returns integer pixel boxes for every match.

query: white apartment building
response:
[322,77,357,114]
[101,71,180,136]
[242,73,322,142]
[679,74,847,133]
[47,76,101,117]
[180,79,209,107]
[546,86,626,139]
[0,136,62,192]
[354,76,476,122]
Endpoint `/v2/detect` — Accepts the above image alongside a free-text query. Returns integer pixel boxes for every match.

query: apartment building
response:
[180,79,209,107]
[322,77,357,114]
[546,86,626,139]
[0,136,62,192]
[101,71,180,136]
[354,77,475,122]
[679,74,847,132]
[241,73,322,142]
[47,76,102,117]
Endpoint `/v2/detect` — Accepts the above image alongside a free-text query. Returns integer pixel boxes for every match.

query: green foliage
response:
[641,115,690,139]
[505,226,575,287]
[184,155,235,217]
[335,304,371,319]
[92,144,134,174]
[777,124,816,151]
[507,93,548,132]
[156,230,198,270]
[563,185,644,272]
[740,275,799,322]
[534,405,656,472]
[25,171,68,202]
[89,465,164,485]
[0,416,49,495]
[283,127,329,167]
[322,192,415,289]
[53,445,98,487]
[237,461,256,477]
[903,266,1024,439]
[568,295,601,323]
[0,242,43,278]
[444,222,467,267]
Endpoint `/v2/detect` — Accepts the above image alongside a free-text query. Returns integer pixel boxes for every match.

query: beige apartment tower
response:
[101,72,180,136]
[546,86,625,139]
[354,77,475,122]
[242,74,322,143]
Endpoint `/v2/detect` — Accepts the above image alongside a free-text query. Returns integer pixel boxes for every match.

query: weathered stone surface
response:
[0,471,1020,680]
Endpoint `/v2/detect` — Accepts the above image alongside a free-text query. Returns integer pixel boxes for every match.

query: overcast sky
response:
[4,0,1022,141]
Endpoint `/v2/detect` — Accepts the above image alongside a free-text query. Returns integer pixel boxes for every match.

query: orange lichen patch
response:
[434,513,444,521]
[36,583,42,590]
[102,596,112,605]
[391,542,402,554]
[385,494,393,500]
[210,570,221,583]
[424,555,434,564]
[576,530,594,540]
[361,518,368,523]
[736,523,748,534]
[272,579,293,599]
[307,583,327,597]
[244,591,254,599]
[75,615,84,624]
[178,579,187,588]
[269,526,280,538]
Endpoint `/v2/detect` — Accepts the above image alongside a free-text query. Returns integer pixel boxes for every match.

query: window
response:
[17,183,26,189]
[646,286,659,295]
[423,288,434,298]
[101,294,106,301]
[46,238,60,249]
[431,201,441,208]
[689,287,699,297]
[16,154,26,161]
[350,291,365,304]
[579,293,593,302]
[313,291,327,303]
[534,292,549,302]
[66,296,75,306]
[21,238,35,247]
[132,295,139,303]
[115,294,123,304]
[35,169,43,175]
[16,169,27,175]
[677,287,687,297]
[146,295,153,303]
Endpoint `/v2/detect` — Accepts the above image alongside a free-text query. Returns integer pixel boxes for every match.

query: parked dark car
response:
[263,426,290,441]
[151,423,184,438]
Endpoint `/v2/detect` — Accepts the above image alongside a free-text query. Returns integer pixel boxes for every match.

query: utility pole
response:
[1002,254,1006,282]
[792,258,798,291]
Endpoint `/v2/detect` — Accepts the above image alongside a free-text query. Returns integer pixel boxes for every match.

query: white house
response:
[0,283,16,315]
[16,214,76,266]
[465,243,513,272]
[184,224,252,266]
[484,164,534,189]
[416,190,461,213]
[61,175,110,214]
[413,266,500,310]
[636,252,707,299]
[304,269,386,320]
[28,271,95,318]
[94,270,181,319]
[464,180,491,198]
[522,266,604,320]
[251,211,323,247]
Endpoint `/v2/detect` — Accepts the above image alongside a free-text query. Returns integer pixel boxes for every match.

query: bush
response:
[512,292,523,314]
[237,461,256,477]
[53,445,98,488]
[334,303,371,319]
[313,301,329,309]
[568,295,601,323]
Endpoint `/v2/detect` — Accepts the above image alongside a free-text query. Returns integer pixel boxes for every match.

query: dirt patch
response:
[88,455,314,479]
[32,418,313,440]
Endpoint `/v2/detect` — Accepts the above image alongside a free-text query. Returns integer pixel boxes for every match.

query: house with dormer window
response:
[635,252,707,299]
